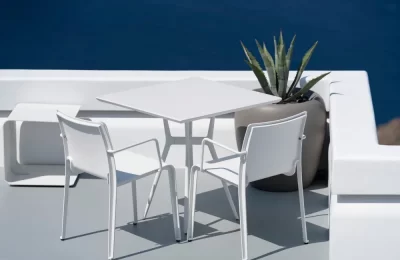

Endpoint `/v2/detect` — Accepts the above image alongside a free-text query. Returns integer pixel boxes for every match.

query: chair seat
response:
[115,150,163,186]
[202,156,241,186]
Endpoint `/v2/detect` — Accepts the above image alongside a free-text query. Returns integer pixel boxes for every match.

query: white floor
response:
[0,116,329,260]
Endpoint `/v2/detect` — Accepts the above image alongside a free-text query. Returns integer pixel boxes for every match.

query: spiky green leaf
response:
[286,41,318,98]
[284,72,331,102]
[286,34,296,78]
[276,41,288,98]
[241,41,262,69]
[255,40,278,95]
[273,36,278,69]
[245,60,273,95]
[279,30,285,51]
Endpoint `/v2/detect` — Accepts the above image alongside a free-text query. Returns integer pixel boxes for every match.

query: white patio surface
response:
[0,116,329,260]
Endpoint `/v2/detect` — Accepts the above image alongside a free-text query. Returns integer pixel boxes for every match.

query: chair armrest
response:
[77,117,92,121]
[201,138,246,171]
[107,138,163,169]
[206,153,243,164]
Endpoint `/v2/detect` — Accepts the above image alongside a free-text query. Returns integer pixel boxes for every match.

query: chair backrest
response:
[241,111,307,183]
[56,111,114,180]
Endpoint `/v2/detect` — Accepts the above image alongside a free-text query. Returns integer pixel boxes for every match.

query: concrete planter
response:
[234,89,326,192]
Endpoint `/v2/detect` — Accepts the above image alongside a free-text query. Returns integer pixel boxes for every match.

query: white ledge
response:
[327,71,400,195]
[1,69,399,195]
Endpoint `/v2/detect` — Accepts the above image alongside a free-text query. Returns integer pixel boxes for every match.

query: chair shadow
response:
[180,178,329,255]
[62,213,219,260]
[78,173,101,180]
[119,214,217,245]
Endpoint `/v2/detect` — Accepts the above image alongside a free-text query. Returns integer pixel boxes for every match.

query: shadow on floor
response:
[62,213,221,260]
[180,178,329,251]
[58,173,329,259]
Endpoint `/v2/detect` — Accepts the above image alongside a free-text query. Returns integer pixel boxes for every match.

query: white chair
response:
[56,112,181,260]
[187,112,309,260]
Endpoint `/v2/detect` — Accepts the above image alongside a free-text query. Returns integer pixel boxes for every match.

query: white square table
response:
[96,77,281,231]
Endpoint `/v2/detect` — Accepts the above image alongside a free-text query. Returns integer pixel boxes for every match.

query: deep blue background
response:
[0,0,398,124]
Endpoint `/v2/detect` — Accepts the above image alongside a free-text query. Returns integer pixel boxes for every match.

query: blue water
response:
[0,0,398,125]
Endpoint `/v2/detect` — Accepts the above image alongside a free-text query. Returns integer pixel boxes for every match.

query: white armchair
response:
[187,112,309,260]
[56,111,181,260]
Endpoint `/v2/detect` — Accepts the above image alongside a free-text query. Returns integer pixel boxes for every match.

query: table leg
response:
[161,119,173,161]
[184,122,193,233]
[143,119,173,219]
[144,119,217,227]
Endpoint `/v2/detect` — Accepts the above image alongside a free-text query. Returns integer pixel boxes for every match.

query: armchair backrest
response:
[56,111,114,180]
[241,112,307,183]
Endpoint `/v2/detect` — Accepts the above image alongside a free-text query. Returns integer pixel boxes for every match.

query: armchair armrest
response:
[201,138,246,171]
[107,138,163,169]
[77,117,92,121]
[206,153,244,164]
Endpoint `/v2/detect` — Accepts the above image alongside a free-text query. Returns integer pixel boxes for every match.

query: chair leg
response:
[108,185,117,260]
[328,143,332,228]
[238,182,248,260]
[166,165,181,242]
[60,164,71,240]
[296,162,309,244]
[187,166,199,241]
[222,181,239,220]
[143,170,162,219]
[131,181,138,225]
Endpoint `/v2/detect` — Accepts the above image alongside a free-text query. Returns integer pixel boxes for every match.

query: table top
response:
[7,103,80,122]
[97,77,281,123]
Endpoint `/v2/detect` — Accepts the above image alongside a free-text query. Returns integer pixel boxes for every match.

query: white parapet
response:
[328,71,400,260]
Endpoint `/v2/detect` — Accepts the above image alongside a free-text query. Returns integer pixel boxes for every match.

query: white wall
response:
[0,69,331,167]
[0,69,331,110]
[0,115,238,173]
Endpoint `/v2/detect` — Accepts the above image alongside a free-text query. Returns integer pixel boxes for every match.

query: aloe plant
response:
[241,31,330,103]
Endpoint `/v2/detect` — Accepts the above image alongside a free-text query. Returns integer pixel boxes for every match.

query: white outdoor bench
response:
[2,103,81,186]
